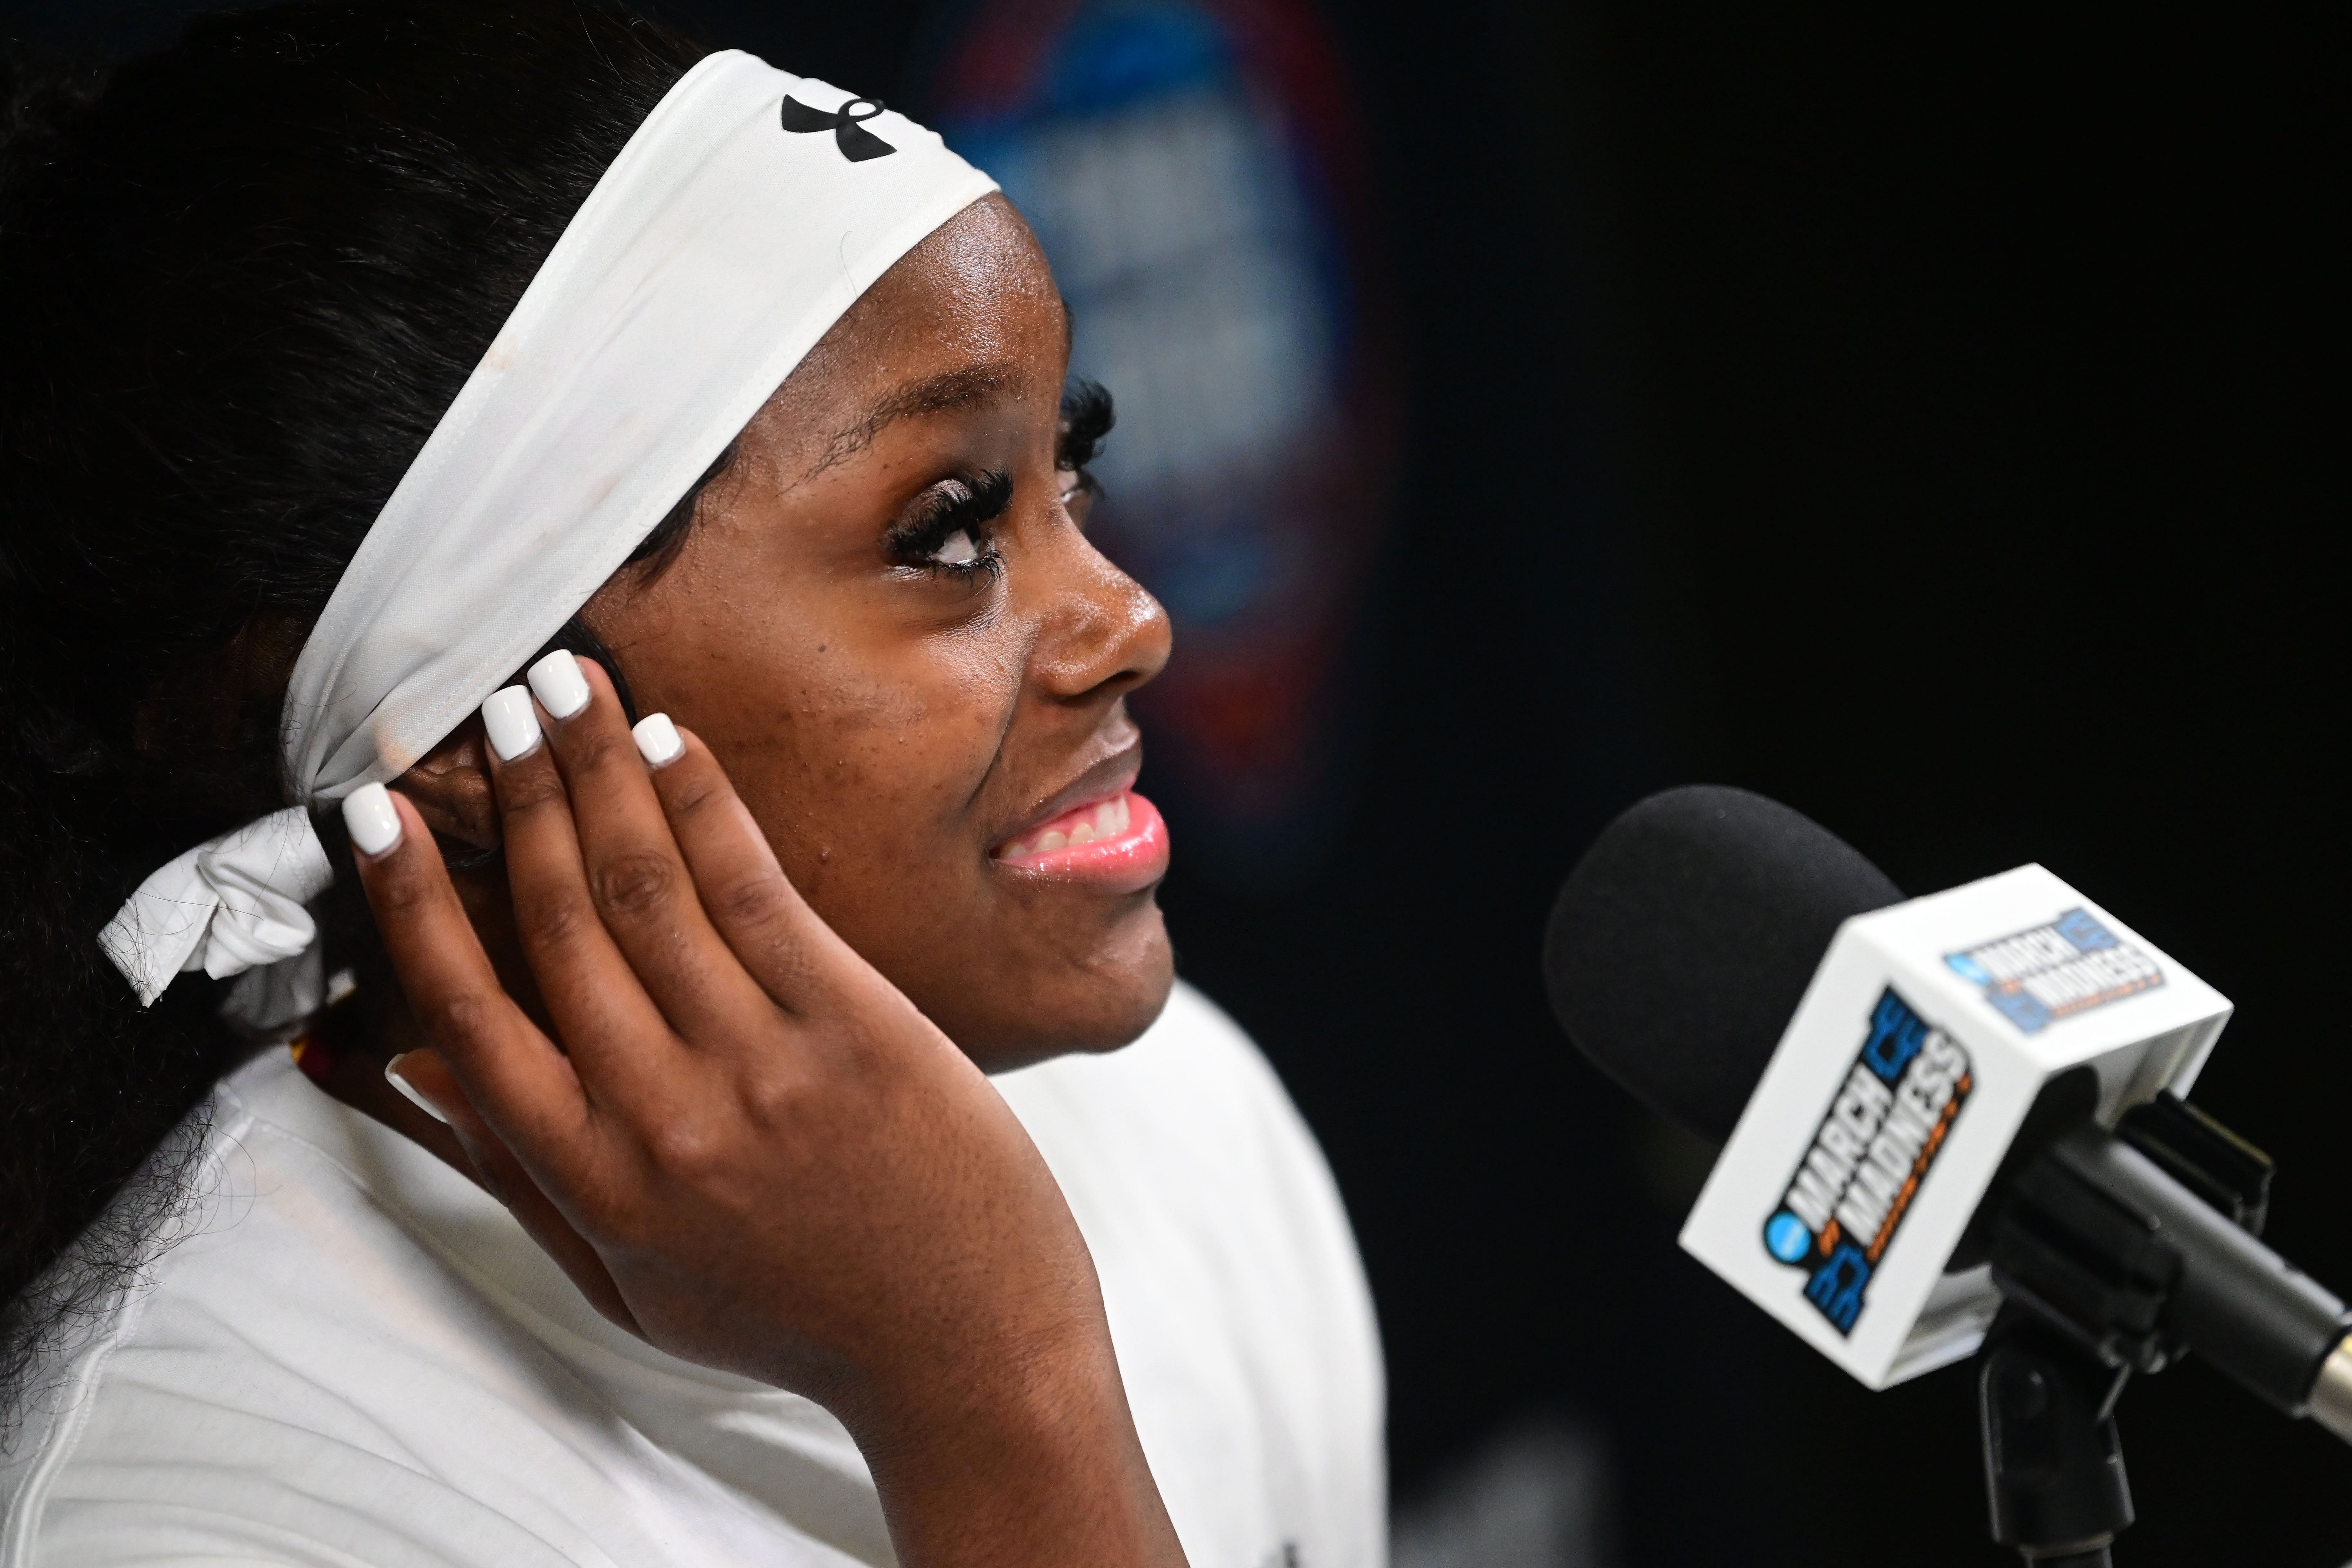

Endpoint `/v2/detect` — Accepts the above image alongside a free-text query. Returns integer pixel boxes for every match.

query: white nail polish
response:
[527,649,591,721]
[632,713,684,769]
[384,1055,451,1126]
[343,781,403,856]
[482,686,543,762]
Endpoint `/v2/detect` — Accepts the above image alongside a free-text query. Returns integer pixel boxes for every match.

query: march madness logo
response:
[1761,990,1972,1335]
[1944,907,2163,1033]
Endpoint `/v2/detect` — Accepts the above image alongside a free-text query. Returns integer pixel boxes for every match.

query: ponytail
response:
[0,0,706,1422]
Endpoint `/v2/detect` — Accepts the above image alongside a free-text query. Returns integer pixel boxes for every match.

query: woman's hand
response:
[345,656,1184,1568]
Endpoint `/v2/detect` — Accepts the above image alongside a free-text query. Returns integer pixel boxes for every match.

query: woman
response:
[0,4,1382,1565]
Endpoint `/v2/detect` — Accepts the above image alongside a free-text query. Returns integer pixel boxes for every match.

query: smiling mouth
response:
[993,788,1169,888]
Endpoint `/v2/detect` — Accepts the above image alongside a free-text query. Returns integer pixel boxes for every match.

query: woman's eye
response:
[884,469,1011,581]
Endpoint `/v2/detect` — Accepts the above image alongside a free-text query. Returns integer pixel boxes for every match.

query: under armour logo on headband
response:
[780,95,897,162]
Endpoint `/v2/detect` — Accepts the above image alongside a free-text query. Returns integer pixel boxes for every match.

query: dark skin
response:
[325,195,1189,1566]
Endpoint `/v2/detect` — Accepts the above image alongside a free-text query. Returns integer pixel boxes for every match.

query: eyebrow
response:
[807,364,1019,478]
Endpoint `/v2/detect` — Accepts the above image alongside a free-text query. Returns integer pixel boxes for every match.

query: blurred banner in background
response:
[918,0,1397,887]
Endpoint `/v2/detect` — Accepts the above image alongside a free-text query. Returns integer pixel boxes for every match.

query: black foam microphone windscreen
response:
[1543,785,1904,1144]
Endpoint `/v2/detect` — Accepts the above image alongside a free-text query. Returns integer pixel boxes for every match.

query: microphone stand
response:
[1978,1306,2134,1566]
[1972,1091,2331,1566]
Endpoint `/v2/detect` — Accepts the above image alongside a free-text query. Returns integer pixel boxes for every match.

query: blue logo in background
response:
[1760,988,1974,1336]
[1805,1243,1873,1332]
[1765,1211,1813,1263]
[1946,908,2162,1034]
[2055,908,2117,951]
[1859,988,1930,1083]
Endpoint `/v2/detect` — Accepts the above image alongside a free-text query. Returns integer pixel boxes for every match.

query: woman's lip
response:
[997,750,1141,851]
[992,789,1169,891]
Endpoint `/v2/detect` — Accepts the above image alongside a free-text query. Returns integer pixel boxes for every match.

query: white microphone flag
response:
[1680,864,2232,1389]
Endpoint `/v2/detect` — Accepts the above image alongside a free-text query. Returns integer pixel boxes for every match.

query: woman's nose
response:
[1031,533,1171,704]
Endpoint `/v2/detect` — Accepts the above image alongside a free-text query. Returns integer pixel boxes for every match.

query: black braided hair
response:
[0,0,715,1424]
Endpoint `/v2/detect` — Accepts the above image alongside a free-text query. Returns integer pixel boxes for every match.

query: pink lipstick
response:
[994,789,1169,891]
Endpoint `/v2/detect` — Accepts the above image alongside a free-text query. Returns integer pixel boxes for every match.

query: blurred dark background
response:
[9,1,2345,1562]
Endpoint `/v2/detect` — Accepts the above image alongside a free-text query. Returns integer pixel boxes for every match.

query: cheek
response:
[726,631,1023,888]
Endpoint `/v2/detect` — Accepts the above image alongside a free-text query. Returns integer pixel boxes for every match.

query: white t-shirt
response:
[0,982,1383,1568]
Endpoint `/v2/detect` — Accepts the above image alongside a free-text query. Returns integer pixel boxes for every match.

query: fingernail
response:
[632,713,684,769]
[343,782,403,856]
[482,686,543,762]
[527,649,591,721]
[384,1054,451,1126]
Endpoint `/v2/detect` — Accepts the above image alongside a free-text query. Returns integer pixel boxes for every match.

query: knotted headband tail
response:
[100,807,331,1006]
[103,50,997,1020]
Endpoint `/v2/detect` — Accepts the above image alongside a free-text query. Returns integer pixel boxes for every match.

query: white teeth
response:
[1006,794,1133,860]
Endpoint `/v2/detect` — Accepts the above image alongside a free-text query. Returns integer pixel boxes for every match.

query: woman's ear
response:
[393,718,501,852]
[132,611,310,759]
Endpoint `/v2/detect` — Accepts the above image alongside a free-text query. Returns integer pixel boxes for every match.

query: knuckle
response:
[663,766,726,819]
[498,765,570,816]
[568,725,632,776]
[369,866,437,921]
[590,847,681,921]
[515,888,597,952]
[419,988,498,1046]
[708,870,789,931]
[640,1115,723,1181]
[740,1070,819,1130]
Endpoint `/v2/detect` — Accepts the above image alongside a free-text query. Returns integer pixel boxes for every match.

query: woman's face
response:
[578,196,1174,1070]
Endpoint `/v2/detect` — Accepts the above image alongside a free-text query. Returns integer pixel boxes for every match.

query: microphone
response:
[1544,785,2352,1441]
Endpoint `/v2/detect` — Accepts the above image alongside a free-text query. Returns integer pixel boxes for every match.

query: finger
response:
[390,1049,644,1337]
[635,718,854,1013]
[344,786,588,1153]
[530,657,769,1037]
[481,682,689,1087]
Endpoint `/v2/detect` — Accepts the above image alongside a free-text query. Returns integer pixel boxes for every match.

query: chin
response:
[940,920,1176,1075]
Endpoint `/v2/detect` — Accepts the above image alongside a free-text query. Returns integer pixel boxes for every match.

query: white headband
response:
[99,50,997,1022]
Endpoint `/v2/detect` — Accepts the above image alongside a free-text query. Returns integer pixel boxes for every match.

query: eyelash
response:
[879,383,1113,581]
[886,470,1014,582]
[1058,380,1114,506]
